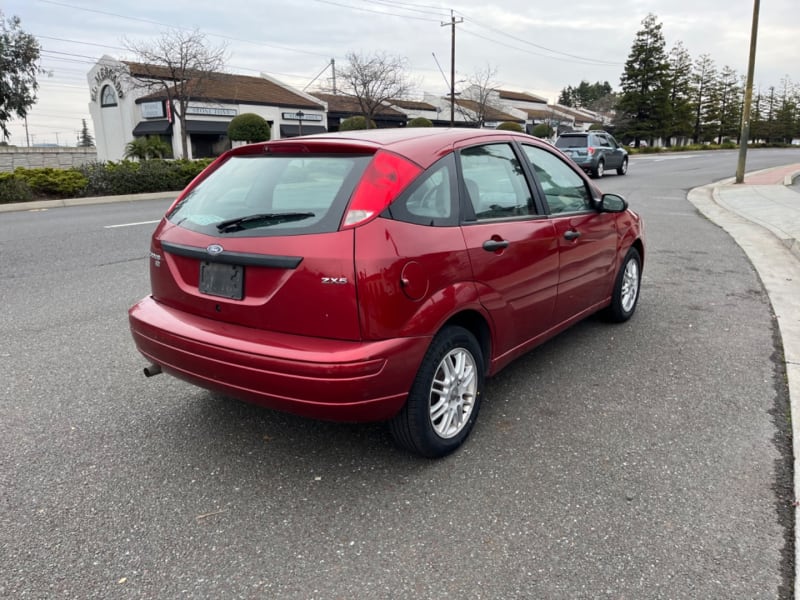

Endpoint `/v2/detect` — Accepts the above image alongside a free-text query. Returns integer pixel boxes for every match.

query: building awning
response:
[280,124,328,138]
[185,120,230,135]
[132,120,172,136]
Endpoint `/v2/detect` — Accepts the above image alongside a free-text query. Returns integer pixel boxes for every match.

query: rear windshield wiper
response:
[216,212,315,232]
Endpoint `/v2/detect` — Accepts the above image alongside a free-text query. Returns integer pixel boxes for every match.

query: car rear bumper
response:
[129,296,431,421]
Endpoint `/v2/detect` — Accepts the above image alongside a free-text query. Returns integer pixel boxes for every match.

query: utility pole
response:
[24,116,30,147]
[735,0,760,184]
[331,58,336,95]
[441,10,462,127]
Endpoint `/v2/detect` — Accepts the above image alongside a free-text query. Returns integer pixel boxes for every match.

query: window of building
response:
[101,85,118,107]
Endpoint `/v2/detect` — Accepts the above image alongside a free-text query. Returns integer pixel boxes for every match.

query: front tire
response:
[606,247,641,322]
[389,326,484,458]
[592,159,605,178]
[617,158,628,175]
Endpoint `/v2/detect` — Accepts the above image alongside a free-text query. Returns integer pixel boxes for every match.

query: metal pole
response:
[735,0,760,184]
[450,11,455,127]
[441,11,462,127]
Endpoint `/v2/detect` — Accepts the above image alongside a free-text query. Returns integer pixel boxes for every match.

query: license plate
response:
[199,261,244,300]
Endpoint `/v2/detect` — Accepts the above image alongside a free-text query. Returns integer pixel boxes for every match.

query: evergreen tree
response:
[0,12,43,140]
[666,41,694,146]
[762,86,778,143]
[774,77,798,144]
[558,81,613,109]
[716,66,742,144]
[78,118,94,147]
[617,14,672,146]
[691,54,718,143]
[558,85,576,107]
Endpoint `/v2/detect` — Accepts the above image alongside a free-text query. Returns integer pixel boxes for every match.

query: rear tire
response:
[592,159,605,178]
[605,247,641,322]
[389,326,484,458]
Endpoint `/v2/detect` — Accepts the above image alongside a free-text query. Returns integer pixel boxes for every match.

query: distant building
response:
[309,92,407,131]
[87,56,326,161]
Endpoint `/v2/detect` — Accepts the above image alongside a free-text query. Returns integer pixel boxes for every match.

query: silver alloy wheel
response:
[620,159,628,174]
[621,257,640,313]
[596,160,604,177]
[429,348,478,439]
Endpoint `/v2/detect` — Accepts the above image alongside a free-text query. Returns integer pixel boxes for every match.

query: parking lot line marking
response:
[105,220,161,229]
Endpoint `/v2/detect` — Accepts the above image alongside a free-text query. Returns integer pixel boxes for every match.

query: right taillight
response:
[341,150,422,229]
[587,146,596,155]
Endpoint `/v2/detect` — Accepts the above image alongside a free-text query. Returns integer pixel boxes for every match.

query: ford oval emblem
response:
[207,244,224,255]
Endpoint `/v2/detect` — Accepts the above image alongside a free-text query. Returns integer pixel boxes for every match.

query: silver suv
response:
[555,131,628,178]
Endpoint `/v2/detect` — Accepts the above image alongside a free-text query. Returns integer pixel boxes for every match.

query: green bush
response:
[532,123,553,138]
[77,159,212,197]
[0,158,215,204]
[496,121,524,132]
[13,167,88,198]
[339,116,375,131]
[0,173,33,204]
[228,113,271,142]
[124,136,173,160]
[407,117,433,128]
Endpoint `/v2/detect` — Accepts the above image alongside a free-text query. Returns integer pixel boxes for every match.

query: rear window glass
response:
[168,154,370,236]
[555,136,588,148]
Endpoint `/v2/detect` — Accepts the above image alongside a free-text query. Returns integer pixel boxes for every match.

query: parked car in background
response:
[129,128,644,458]
[555,131,629,178]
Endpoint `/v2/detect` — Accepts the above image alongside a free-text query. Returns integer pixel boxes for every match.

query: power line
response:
[309,0,441,22]
[37,0,333,59]
[456,11,622,66]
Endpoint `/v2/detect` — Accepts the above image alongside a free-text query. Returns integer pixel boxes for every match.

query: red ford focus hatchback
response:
[129,128,644,457]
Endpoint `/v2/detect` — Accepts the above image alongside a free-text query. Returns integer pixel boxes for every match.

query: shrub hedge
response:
[0,159,214,204]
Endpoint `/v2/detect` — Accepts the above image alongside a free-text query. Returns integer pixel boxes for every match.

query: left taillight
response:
[341,150,422,229]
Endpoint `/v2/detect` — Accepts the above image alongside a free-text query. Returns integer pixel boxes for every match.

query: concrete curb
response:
[0,190,180,214]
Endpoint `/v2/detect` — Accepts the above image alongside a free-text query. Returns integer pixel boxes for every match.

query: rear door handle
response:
[482,239,510,252]
[563,230,581,241]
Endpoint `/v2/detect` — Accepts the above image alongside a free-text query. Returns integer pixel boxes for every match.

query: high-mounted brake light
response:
[342,150,422,229]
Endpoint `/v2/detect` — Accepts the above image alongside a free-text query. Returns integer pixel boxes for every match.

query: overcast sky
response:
[3,0,797,146]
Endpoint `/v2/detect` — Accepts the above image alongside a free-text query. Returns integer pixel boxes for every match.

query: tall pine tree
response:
[691,54,718,143]
[716,66,742,144]
[666,41,694,146]
[617,14,672,147]
[78,118,94,147]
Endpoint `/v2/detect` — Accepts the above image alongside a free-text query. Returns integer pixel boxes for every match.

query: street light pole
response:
[297,110,304,136]
[735,0,760,184]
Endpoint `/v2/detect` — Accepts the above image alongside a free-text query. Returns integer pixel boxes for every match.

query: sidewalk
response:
[716,163,800,259]
[688,162,800,599]
[0,190,179,213]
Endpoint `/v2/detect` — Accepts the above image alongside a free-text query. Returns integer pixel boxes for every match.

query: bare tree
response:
[338,51,413,128]
[456,64,499,127]
[123,29,227,158]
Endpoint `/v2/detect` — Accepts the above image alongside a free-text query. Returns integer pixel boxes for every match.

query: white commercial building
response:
[87,56,327,161]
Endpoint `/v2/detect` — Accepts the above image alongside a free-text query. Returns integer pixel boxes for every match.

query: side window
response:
[404,161,452,220]
[521,145,593,214]
[595,134,611,148]
[459,143,536,220]
[390,155,455,226]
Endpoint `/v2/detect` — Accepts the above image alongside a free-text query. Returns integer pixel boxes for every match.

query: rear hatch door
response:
[150,149,372,341]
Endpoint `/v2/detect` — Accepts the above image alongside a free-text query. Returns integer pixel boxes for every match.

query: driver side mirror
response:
[599,193,628,213]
